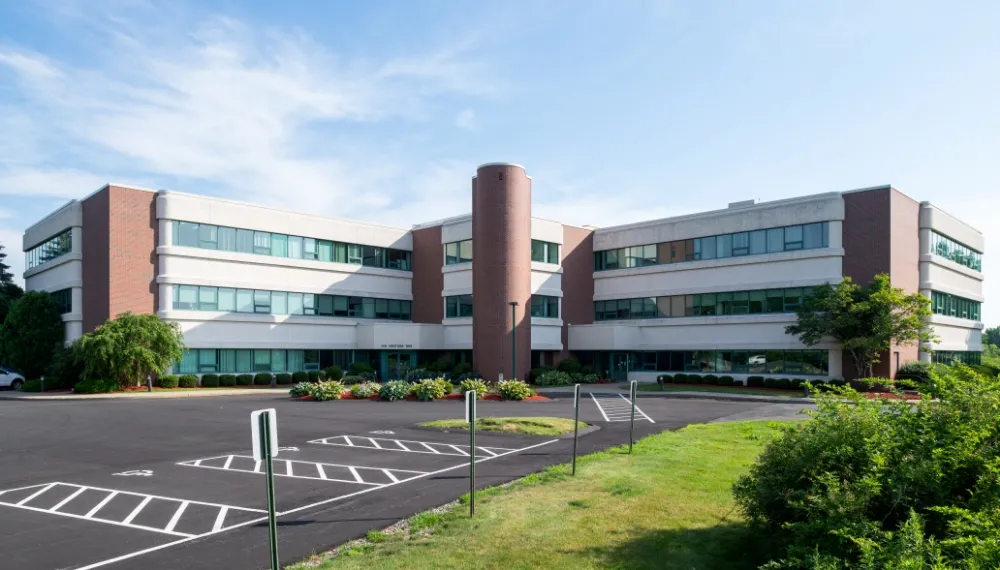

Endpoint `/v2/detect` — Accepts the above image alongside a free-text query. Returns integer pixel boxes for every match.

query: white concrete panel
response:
[930,323,983,352]
[639,319,836,350]
[594,193,844,250]
[24,201,83,251]
[594,253,842,299]
[356,323,444,350]
[921,260,983,298]
[443,267,473,296]
[567,324,641,351]
[166,313,358,349]
[25,258,83,291]
[531,270,563,297]
[158,248,412,298]
[443,322,473,349]
[157,192,412,250]
[920,204,984,252]
[531,323,563,350]
[65,321,83,344]
[441,218,472,244]
[531,218,564,244]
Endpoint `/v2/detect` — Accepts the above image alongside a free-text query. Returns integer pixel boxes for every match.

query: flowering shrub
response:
[289,382,312,397]
[412,378,450,401]
[495,379,533,401]
[537,371,573,386]
[380,380,410,401]
[458,378,489,399]
[350,382,381,399]
[308,381,346,401]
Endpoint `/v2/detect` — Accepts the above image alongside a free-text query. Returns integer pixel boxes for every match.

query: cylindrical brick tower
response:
[472,163,532,382]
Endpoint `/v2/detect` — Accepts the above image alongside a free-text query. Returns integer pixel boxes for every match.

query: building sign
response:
[380,344,413,349]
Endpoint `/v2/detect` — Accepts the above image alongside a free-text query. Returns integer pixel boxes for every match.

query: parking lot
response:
[0,393,810,570]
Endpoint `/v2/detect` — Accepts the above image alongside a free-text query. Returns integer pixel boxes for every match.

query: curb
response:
[0,389,290,401]
[537,390,812,405]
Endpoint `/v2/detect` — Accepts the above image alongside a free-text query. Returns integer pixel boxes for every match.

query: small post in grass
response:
[629,380,637,455]
[146,374,153,393]
[251,408,280,569]
[465,390,477,518]
[572,383,581,475]
[40,376,45,393]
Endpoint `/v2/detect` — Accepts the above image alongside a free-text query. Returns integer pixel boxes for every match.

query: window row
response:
[583,349,830,375]
[931,231,982,272]
[531,240,559,264]
[931,351,982,366]
[172,221,412,271]
[176,348,324,374]
[445,294,474,318]
[172,285,412,320]
[530,295,560,318]
[52,288,72,314]
[594,287,815,321]
[931,291,981,321]
[593,222,829,271]
[444,240,473,265]
[26,229,72,270]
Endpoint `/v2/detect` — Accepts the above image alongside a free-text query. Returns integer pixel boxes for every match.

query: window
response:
[766,227,784,253]
[270,233,287,257]
[531,240,560,264]
[347,244,363,264]
[803,223,825,249]
[931,232,982,271]
[253,350,271,372]
[271,350,286,372]
[388,249,411,271]
[271,291,288,315]
[218,227,236,251]
[731,232,749,256]
[446,295,474,318]
[716,234,733,258]
[784,288,802,312]
[749,290,766,313]
[303,238,317,260]
[597,287,816,321]
[318,295,334,316]
[698,236,716,260]
[198,349,218,372]
[236,229,254,253]
[253,290,271,314]
[932,351,982,365]
[749,230,767,255]
[932,291,981,321]
[51,289,72,314]
[253,231,271,255]
[198,225,218,249]
[175,222,198,247]
[174,285,198,310]
[362,245,383,267]
[236,289,253,313]
[198,287,218,311]
[784,225,804,250]
[766,289,784,312]
[287,292,303,315]
[218,288,236,312]
[287,236,303,259]
[445,240,473,265]
[531,295,560,318]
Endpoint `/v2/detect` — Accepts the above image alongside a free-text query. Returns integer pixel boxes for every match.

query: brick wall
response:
[558,224,594,363]
[410,225,443,324]
[81,188,111,332]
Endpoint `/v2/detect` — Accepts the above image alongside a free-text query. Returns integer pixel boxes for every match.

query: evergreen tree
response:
[0,242,13,285]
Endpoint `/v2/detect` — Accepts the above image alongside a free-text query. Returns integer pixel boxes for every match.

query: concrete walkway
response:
[533,382,812,404]
[0,388,289,401]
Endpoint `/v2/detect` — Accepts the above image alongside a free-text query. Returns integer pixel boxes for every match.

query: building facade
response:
[22,165,985,382]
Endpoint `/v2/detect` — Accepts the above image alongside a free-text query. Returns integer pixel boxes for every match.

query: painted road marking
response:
[0,482,264,538]
[178,455,428,485]
[589,393,655,423]
[75,439,560,570]
[309,435,516,457]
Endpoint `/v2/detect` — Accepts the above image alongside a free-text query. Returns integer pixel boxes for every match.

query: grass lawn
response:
[290,420,797,570]
[419,417,587,436]
[636,384,806,398]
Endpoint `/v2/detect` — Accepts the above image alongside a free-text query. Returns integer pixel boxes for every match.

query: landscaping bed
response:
[420,417,586,436]
[290,378,546,402]
[637,383,808,398]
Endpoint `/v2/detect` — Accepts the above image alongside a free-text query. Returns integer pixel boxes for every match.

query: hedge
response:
[308,370,325,383]
[179,375,199,388]
[160,375,179,389]
[292,371,309,383]
[200,374,220,387]
[236,374,253,386]
[718,375,735,386]
[275,373,294,385]
[253,373,273,386]
[702,374,719,385]
[219,374,237,387]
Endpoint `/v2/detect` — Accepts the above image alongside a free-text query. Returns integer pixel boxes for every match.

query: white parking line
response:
[178,455,427,485]
[590,393,655,423]
[50,486,87,512]
[309,435,515,457]
[164,501,189,533]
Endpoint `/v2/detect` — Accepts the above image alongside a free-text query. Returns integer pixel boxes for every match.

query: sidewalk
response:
[533,382,812,404]
[0,388,290,401]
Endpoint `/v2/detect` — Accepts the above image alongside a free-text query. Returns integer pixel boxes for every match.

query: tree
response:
[79,312,185,388]
[0,242,13,285]
[0,291,65,378]
[984,326,1000,348]
[786,273,934,378]
[0,282,24,326]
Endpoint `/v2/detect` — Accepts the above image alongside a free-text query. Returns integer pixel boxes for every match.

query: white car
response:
[748,355,767,366]
[0,366,25,390]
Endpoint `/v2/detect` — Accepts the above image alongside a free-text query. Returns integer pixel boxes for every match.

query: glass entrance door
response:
[610,352,630,383]
[385,352,413,380]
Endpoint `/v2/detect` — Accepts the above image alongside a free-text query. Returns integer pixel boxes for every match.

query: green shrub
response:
[458,378,489,399]
[495,379,533,401]
[289,382,312,397]
[380,380,410,401]
[828,379,848,389]
[219,374,237,387]
[309,380,346,401]
[20,379,43,392]
[292,371,309,383]
[734,365,1000,569]
[763,378,778,388]
[342,375,365,385]
[74,379,118,394]
[718,375,735,386]
[580,364,595,375]
[774,378,792,390]
[733,379,745,387]
[236,374,253,386]
[557,357,581,374]
[275,373,293,385]
[159,375,179,389]
[428,356,454,373]
[179,374,199,388]
[747,375,765,387]
[688,375,705,384]
[673,373,688,384]
[404,368,437,383]
[45,340,85,389]
[350,382,381,399]
[308,370,325,382]
[324,365,343,381]
[897,360,933,381]
[348,362,374,376]
[538,370,573,387]
[658,374,673,384]
[200,374,220,387]
[702,374,719,385]
[452,362,473,375]
[253,373,273,386]
[581,373,600,384]
[412,378,449,401]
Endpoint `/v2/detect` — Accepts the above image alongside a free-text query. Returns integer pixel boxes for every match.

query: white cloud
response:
[0,9,496,220]
[455,109,476,130]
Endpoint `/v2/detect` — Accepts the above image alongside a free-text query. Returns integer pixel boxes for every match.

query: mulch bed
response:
[296,393,552,402]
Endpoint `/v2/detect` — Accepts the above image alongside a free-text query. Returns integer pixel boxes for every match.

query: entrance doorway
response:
[610,352,630,383]
[384,352,414,380]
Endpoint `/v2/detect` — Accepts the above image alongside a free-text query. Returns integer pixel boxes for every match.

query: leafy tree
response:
[786,273,934,378]
[0,282,24,326]
[0,291,64,378]
[984,326,1000,348]
[0,242,13,285]
[79,312,185,388]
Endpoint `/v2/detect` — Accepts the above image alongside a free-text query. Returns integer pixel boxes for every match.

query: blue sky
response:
[0,0,996,323]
